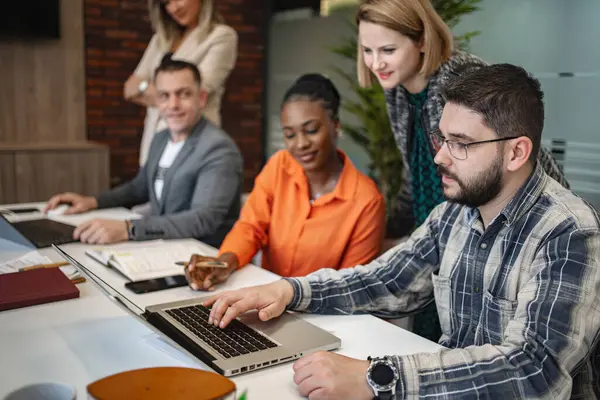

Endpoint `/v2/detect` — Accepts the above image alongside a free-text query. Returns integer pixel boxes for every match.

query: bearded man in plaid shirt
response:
[200,64,600,400]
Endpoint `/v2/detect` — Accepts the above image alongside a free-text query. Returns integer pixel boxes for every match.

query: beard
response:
[438,156,504,208]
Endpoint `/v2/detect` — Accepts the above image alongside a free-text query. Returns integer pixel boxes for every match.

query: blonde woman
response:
[355,0,568,341]
[125,0,238,166]
[357,0,567,235]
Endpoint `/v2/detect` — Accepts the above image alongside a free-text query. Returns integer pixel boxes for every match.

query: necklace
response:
[308,156,344,205]
[309,175,340,205]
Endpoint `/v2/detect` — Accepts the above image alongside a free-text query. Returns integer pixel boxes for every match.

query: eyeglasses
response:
[429,130,521,160]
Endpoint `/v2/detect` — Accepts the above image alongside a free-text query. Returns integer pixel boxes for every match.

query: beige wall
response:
[0,0,86,143]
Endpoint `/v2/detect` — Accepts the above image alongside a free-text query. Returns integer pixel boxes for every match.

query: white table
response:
[0,204,442,399]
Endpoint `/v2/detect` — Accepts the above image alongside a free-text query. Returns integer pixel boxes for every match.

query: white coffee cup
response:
[3,382,76,400]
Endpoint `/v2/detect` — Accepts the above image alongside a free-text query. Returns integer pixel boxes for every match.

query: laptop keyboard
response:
[166,304,278,359]
[32,235,75,249]
[11,219,76,248]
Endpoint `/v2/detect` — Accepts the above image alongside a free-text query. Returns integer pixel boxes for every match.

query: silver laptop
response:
[53,244,341,377]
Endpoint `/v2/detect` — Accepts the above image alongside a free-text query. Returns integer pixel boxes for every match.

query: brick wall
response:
[83,0,268,192]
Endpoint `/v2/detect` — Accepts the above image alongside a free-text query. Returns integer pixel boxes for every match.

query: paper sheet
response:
[0,251,81,280]
[0,251,51,274]
[59,265,81,280]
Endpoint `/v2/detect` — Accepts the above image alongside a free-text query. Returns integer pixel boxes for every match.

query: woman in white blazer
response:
[124,0,238,166]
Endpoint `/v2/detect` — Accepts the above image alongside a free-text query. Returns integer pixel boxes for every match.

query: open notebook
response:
[85,241,207,282]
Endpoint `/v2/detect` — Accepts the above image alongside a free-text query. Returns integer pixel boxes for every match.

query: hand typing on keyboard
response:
[201,280,295,329]
[166,304,278,359]
[203,281,374,400]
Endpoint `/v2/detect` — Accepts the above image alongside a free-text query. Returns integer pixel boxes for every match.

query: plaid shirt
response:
[286,164,600,399]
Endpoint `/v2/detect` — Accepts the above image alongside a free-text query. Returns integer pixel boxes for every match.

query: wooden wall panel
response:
[0,154,16,204]
[14,149,109,202]
[0,0,86,143]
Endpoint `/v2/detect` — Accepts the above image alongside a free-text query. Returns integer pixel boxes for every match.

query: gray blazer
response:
[96,118,243,247]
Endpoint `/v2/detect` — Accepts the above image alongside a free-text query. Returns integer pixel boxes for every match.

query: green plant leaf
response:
[341,124,370,147]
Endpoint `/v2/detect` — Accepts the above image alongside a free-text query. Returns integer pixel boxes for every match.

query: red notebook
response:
[0,267,80,311]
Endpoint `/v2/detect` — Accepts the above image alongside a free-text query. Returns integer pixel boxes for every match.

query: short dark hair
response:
[441,63,544,161]
[281,73,341,122]
[153,53,202,86]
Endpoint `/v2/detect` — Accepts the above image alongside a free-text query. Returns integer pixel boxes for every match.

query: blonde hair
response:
[148,0,224,50]
[356,0,454,87]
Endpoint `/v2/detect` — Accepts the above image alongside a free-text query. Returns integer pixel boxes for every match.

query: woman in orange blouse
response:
[185,74,385,291]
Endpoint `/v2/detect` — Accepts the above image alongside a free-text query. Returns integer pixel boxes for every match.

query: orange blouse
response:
[219,150,385,277]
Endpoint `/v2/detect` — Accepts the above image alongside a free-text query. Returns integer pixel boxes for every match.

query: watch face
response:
[367,358,399,393]
[372,363,395,386]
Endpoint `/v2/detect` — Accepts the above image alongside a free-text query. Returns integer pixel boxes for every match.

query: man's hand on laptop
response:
[44,192,98,215]
[73,219,128,244]
[202,280,295,329]
[185,252,238,291]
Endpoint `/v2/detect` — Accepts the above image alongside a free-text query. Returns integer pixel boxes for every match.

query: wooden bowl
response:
[87,367,236,400]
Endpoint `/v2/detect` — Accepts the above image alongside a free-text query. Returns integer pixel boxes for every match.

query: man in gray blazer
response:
[44,56,243,248]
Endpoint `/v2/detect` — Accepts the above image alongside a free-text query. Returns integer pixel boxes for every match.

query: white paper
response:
[59,265,81,280]
[0,251,52,274]
[0,251,81,280]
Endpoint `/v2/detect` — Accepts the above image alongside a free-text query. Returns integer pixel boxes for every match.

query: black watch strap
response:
[374,392,394,400]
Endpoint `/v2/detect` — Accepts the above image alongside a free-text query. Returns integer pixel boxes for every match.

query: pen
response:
[175,260,228,268]
[17,262,85,284]
[21,261,70,271]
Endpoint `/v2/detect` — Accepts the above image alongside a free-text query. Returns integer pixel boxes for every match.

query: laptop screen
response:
[0,213,36,251]
[0,211,77,249]
[52,244,144,316]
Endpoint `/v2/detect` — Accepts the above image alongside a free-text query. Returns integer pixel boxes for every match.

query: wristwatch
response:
[366,356,400,400]
[138,79,149,95]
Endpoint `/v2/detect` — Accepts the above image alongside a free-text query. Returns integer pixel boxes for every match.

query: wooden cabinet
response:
[0,142,109,204]
[0,154,16,204]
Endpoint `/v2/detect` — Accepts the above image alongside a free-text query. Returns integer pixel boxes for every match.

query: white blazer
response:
[134,24,238,165]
